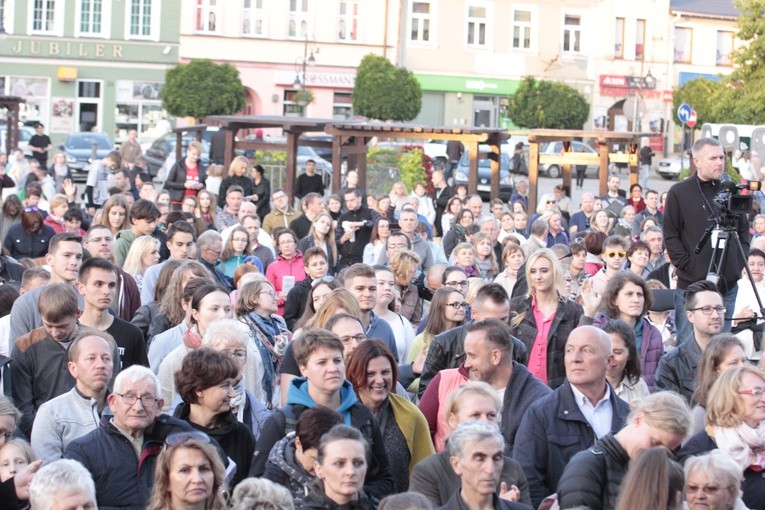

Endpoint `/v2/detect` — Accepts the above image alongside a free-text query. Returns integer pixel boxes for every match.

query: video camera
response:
[714,180,761,215]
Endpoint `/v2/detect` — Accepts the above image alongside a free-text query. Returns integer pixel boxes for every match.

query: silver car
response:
[656,154,690,180]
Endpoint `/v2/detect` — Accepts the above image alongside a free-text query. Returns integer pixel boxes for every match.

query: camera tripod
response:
[696,217,765,348]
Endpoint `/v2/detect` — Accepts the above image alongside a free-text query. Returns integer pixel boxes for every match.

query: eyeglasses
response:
[311,276,335,288]
[686,484,722,496]
[445,280,469,288]
[166,430,211,446]
[737,387,765,398]
[689,306,726,316]
[446,301,470,309]
[115,393,158,408]
[221,349,247,361]
[558,251,572,261]
[546,200,557,204]
[0,430,12,442]
[340,334,366,344]
[24,206,39,212]
[388,243,408,250]
[259,290,277,298]
[604,251,626,258]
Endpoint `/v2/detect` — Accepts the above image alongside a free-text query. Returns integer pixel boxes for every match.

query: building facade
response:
[0,0,180,146]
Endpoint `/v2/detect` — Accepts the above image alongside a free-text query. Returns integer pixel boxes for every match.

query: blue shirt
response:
[366,312,399,361]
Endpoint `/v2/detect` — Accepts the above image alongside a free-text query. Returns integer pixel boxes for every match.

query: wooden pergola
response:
[204,115,509,200]
[0,96,25,156]
[512,129,655,212]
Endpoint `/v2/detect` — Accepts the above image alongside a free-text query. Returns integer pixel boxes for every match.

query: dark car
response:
[144,130,213,178]
[60,132,114,175]
[453,143,514,200]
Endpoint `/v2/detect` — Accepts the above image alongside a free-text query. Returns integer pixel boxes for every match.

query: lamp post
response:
[629,70,656,132]
[294,35,317,89]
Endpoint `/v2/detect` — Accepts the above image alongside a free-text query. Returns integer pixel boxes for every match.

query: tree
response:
[671,78,730,126]
[353,54,422,121]
[161,59,246,121]
[507,77,589,129]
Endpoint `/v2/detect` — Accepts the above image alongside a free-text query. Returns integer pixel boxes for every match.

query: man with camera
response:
[663,137,750,342]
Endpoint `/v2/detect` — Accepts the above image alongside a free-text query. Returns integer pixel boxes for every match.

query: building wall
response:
[0,0,180,146]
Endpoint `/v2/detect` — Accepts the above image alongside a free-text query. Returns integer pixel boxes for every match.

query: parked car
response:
[144,129,214,178]
[656,153,690,180]
[60,132,114,176]
[0,125,35,157]
[539,140,599,178]
[453,143,514,200]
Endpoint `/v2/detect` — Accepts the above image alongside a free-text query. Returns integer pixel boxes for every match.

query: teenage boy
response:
[283,247,329,330]
[139,221,197,304]
[114,199,163,266]
[588,235,630,295]
[76,257,147,369]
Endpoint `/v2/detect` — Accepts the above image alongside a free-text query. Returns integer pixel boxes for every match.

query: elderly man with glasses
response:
[65,365,197,509]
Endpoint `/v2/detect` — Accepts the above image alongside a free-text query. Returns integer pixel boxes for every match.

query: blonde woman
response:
[42,194,69,234]
[96,194,130,236]
[298,212,338,272]
[217,155,255,209]
[389,181,409,217]
[122,235,161,293]
[508,249,584,388]
[471,231,498,279]
[388,250,423,328]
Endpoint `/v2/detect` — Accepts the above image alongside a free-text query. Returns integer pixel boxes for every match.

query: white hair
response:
[448,420,504,461]
[113,364,161,397]
[30,459,96,510]
[203,318,250,349]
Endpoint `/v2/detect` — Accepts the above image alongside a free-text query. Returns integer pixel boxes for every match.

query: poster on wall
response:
[115,80,163,102]
[8,77,50,125]
[50,97,75,134]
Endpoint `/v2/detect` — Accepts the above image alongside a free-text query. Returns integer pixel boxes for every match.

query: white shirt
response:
[570,383,613,439]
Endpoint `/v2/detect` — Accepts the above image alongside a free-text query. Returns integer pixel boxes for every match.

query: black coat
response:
[437,491,529,510]
[252,177,271,220]
[3,223,55,259]
[64,414,194,510]
[508,295,585,389]
[419,323,529,397]
[512,380,630,509]
[654,335,702,403]
[217,175,255,209]
[556,433,630,510]
[679,431,765,510]
[283,276,312,331]
[164,158,207,204]
[302,481,377,510]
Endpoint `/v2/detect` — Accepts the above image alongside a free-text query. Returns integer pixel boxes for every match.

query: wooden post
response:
[598,138,610,197]
[357,136,368,191]
[223,128,234,174]
[562,141,572,193]
[285,132,299,202]
[628,142,639,188]
[332,135,342,193]
[467,141,479,195]
[528,139,539,213]
[489,136,500,201]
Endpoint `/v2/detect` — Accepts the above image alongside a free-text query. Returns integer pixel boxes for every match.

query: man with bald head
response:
[512,325,630,508]
[466,195,484,221]
[568,193,596,236]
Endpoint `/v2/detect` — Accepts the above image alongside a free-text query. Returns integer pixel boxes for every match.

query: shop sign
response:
[11,39,124,59]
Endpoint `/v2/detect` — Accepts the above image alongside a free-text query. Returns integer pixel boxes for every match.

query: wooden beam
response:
[332,136,342,193]
[223,129,234,174]
[285,133,299,202]
[357,136,368,191]
[598,140,610,197]
[467,141,479,195]
[489,137,500,201]
[529,141,539,213]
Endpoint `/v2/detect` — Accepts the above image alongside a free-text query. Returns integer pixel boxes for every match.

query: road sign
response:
[687,109,698,128]
[677,103,692,124]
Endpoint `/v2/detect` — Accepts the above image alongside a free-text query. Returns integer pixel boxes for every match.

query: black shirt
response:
[295,173,324,199]
[29,133,52,166]
[106,317,149,369]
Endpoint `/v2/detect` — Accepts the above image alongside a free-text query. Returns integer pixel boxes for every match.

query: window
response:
[76,0,111,37]
[243,0,265,36]
[467,3,488,48]
[337,1,358,41]
[126,0,159,39]
[410,1,432,43]
[674,27,692,63]
[717,30,734,66]
[512,8,534,50]
[614,17,624,59]
[288,0,310,39]
[283,90,304,117]
[635,19,645,60]
[333,92,353,119]
[31,0,57,33]
[562,14,581,54]
[196,0,219,34]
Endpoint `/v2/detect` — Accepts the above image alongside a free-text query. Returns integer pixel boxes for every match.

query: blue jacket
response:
[64,414,194,510]
[250,377,394,500]
[512,380,630,509]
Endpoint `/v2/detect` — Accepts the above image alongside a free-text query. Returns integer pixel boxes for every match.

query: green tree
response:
[161,59,246,121]
[507,77,590,129]
[671,78,729,126]
[353,54,422,121]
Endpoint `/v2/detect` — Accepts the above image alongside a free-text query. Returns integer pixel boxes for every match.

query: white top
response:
[570,383,613,439]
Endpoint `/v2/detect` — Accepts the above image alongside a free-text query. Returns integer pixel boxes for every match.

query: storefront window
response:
[115,80,167,142]
[332,92,353,119]
[283,90,304,117]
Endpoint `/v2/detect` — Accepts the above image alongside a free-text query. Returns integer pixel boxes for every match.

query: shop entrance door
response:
[473,95,498,127]
[76,80,103,132]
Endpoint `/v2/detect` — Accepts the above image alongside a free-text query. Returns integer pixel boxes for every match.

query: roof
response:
[670,0,739,18]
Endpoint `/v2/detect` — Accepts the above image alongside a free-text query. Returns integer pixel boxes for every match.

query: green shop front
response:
[1,36,176,146]
[412,74,520,128]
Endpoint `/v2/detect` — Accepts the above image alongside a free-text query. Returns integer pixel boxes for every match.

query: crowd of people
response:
[0,136,764,510]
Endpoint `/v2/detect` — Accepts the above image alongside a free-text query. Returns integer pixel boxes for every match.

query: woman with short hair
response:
[216,155,253,209]
[684,450,748,510]
[173,348,255,487]
[679,365,765,508]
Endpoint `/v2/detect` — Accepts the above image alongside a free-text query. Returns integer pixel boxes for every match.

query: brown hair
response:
[175,348,239,404]
[692,333,746,407]
[38,284,79,322]
[303,288,360,329]
[293,328,344,368]
[346,340,399,396]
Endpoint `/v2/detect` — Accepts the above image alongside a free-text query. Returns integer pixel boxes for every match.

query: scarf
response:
[712,422,765,470]
[230,376,247,423]
[182,326,203,349]
[618,218,632,231]
[242,312,282,408]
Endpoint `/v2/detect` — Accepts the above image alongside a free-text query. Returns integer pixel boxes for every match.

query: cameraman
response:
[663,137,750,342]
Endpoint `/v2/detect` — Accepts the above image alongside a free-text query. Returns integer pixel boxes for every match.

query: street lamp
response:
[294,35,317,88]
[629,69,656,132]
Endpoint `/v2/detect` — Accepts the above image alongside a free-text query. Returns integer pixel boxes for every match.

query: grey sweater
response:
[31,386,108,462]
[9,285,85,344]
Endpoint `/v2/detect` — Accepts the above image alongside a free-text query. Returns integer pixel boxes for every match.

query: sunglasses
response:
[604,251,626,258]
[24,206,39,212]
[311,275,335,287]
[166,430,211,446]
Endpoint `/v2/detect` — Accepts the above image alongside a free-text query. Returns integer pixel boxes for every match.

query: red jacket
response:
[265,252,306,316]
[43,214,66,234]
